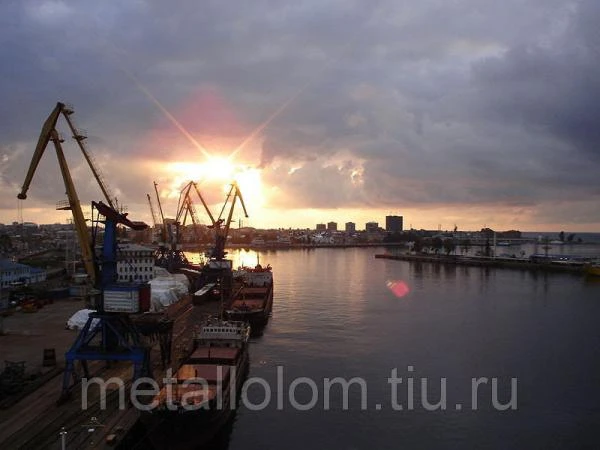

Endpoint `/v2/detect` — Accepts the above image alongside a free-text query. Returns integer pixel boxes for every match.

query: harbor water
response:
[183,247,600,449]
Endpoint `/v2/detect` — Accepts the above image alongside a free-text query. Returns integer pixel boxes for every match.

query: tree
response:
[0,234,11,252]
[559,231,565,242]
[460,238,471,255]
[542,236,551,257]
[431,237,443,254]
[443,238,456,255]
[567,233,575,242]
[484,239,492,257]
[480,228,494,238]
[413,239,423,254]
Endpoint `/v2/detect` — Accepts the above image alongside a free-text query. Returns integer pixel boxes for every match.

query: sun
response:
[166,156,236,185]
[164,156,266,213]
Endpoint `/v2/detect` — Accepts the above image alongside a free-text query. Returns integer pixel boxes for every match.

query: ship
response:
[224,264,274,329]
[140,317,250,449]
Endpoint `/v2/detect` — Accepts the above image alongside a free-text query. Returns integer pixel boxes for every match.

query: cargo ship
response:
[224,264,274,329]
[140,317,250,449]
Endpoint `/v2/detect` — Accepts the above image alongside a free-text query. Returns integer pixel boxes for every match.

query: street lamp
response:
[59,427,67,450]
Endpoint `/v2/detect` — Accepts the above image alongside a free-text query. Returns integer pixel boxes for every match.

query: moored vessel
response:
[139,317,250,449]
[224,264,274,329]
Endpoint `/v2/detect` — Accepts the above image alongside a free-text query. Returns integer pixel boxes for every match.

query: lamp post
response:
[59,427,67,450]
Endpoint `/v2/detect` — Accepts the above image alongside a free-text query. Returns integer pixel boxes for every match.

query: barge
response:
[224,264,274,329]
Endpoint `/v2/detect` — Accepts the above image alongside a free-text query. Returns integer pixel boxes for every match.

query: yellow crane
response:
[17,102,118,286]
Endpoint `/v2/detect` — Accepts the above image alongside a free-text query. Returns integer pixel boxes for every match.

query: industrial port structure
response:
[1,102,241,449]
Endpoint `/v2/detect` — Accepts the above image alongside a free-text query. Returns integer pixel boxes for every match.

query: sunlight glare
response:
[236,167,264,208]
[386,280,410,298]
[165,156,266,213]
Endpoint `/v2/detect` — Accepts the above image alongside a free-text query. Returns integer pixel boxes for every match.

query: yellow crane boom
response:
[17,103,63,200]
[17,102,119,286]
[18,102,117,209]
[18,116,97,284]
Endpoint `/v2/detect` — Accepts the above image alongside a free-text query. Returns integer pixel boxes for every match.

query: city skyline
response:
[1,1,599,232]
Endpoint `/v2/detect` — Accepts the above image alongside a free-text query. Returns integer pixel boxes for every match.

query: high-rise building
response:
[365,222,379,232]
[327,221,338,231]
[345,222,356,233]
[386,215,403,233]
[316,223,326,232]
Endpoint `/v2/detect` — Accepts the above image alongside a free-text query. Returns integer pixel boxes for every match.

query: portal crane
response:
[180,196,202,243]
[167,180,214,270]
[211,181,248,260]
[153,181,189,271]
[190,182,248,302]
[178,181,213,243]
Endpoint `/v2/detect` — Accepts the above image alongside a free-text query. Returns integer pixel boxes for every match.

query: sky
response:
[1,0,599,232]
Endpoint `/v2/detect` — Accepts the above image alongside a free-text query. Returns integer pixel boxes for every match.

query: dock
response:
[0,295,220,450]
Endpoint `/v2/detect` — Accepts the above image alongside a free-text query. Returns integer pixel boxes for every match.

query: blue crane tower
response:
[59,201,152,402]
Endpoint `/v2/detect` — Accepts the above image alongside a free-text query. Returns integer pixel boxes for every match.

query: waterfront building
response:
[0,259,47,288]
[386,215,403,233]
[327,222,338,232]
[345,222,356,233]
[316,223,326,232]
[365,222,379,232]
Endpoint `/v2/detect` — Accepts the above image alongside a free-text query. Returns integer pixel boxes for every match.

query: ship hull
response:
[224,283,274,330]
[139,356,249,450]
[139,318,250,450]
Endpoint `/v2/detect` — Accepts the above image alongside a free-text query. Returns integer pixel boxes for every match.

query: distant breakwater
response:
[180,242,409,251]
[375,253,587,274]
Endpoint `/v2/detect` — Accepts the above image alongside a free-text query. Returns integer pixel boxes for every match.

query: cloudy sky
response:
[1,0,599,231]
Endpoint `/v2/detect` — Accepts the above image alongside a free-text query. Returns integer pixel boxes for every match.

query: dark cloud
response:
[0,0,599,227]
[472,0,600,157]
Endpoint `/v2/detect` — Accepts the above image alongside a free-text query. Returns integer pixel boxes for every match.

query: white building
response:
[116,244,155,283]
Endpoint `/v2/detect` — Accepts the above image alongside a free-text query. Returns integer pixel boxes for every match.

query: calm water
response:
[187,247,600,449]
